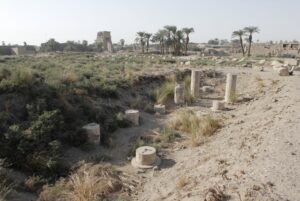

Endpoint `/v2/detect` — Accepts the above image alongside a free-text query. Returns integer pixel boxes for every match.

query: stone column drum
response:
[125,109,140,126]
[211,100,225,111]
[131,146,161,169]
[136,146,156,165]
[82,123,101,145]
[224,73,237,103]
[154,104,166,114]
[191,70,202,98]
[174,84,185,104]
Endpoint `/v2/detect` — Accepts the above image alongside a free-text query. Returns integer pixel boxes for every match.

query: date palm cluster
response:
[136,26,194,56]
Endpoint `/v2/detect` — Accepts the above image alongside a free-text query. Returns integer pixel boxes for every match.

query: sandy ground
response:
[133,67,300,201]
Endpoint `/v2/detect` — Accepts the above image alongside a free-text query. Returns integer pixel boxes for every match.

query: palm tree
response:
[136,32,146,53]
[174,30,184,56]
[243,26,260,57]
[232,30,246,56]
[152,30,168,54]
[144,33,152,53]
[164,25,177,54]
[120,39,125,49]
[182,28,194,55]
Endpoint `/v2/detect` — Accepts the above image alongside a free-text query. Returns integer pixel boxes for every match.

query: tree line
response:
[40,39,93,52]
[136,25,194,56]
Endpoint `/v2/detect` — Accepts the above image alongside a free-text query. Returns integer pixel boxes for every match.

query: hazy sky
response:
[1,0,299,45]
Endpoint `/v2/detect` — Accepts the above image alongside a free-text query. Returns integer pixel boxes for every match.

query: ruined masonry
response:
[191,69,202,98]
[82,123,101,145]
[174,84,185,104]
[96,31,113,52]
[154,104,166,114]
[125,110,140,126]
[224,73,237,103]
[131,146,161,169]
[211,100,225,111]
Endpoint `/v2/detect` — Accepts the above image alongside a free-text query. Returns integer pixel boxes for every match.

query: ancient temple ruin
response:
[95,31,113,52]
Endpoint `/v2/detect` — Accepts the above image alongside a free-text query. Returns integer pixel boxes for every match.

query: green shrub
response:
[0,68,11,80]
[154,81,175,104]
[0,166,12,201]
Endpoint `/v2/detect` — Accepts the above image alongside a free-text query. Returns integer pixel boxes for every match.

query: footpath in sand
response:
[135,68,300,201]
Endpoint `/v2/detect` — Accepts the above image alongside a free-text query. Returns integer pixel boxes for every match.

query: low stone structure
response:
[174,84,185,104]
[131,146,161,169]
[191,70,201,98]
[224,73,237,103]
[154,104,166,114]
[82,123,101,145]
[125,109,140,126]
[211,100,225,111]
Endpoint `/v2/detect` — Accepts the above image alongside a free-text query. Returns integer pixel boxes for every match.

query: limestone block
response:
[131,146,161,169]
[125,110,140,126]
[224,73,237,103]
[174,84,185,104]
[211,100,225,111]
[278,68,289,76]
[191,70,201,98]
[154,104,166,114]
[82,123,101,145]
[258,59,266,65]
[284,58,298,66]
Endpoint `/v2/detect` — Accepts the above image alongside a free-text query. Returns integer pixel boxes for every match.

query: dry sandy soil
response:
[130,67,300,201]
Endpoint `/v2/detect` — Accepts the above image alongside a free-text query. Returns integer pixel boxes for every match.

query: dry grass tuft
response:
[39,163,136,201]
[168,110,221,146]
[204,185,230,201]
[176,176,188,189]
[61,71,79,84]
[255,76,265,93]
[270,79,279,87]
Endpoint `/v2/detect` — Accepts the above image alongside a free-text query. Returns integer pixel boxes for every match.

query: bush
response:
[168,110,221,146]
[0,110,64,176]
[0,161,12,201]
[39,163,134,201]
[0,68,39,92]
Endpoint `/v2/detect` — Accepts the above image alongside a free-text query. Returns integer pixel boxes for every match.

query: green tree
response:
[174,30,184,56]
[243,26,260,57]
[136,32,146,53]
[152,30,168,54]
[120,39,125,49]
[144,33,152,53]
[164,25,177,54]
[232,30,246,56]
[182,27,194,55]
[40,39,62,52]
